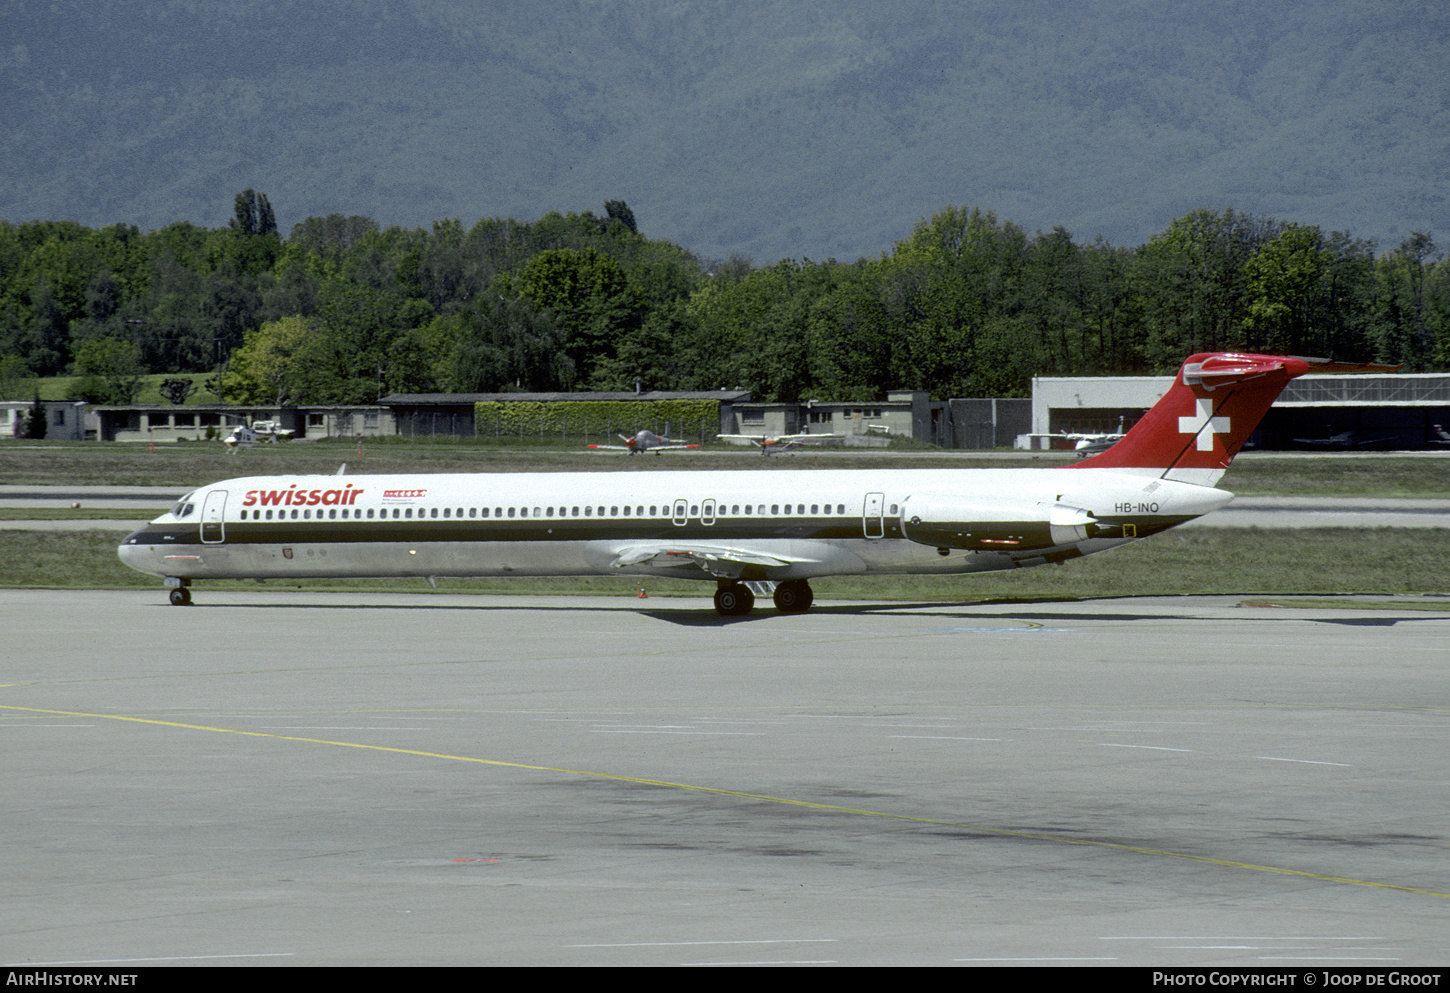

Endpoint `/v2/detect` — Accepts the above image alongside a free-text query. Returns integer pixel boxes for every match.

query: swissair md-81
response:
[119,353,1310,614]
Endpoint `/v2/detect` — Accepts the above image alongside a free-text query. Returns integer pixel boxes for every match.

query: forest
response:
[2,191,1447,408]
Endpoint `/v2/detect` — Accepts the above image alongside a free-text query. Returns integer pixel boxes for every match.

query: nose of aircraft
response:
[117,531,160,576]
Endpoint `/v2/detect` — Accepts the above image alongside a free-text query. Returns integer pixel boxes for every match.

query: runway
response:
[3,590,1448,966]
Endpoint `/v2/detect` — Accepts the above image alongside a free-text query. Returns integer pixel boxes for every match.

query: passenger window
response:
[508,507,516,518]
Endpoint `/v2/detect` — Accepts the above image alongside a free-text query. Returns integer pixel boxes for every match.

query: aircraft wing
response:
[608,542,814,578]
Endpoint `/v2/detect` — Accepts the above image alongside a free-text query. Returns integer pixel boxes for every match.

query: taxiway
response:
[3,590,1448,966]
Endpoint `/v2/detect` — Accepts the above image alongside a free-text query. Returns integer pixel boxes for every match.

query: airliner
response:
[119,353,1309,614]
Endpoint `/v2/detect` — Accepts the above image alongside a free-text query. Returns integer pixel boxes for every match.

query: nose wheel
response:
[168,586,193,606]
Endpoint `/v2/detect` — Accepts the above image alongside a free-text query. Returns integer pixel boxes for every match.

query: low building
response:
[1028,369,1450,451]
[0,400,91,440]
[382,390,751,441]
[91,405,393,442]
[727,391,954,446]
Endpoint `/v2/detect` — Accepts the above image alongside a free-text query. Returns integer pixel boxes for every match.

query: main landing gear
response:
[712,579,814,617]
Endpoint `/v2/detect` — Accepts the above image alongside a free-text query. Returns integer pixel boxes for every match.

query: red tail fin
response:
[1072,353,1310,484]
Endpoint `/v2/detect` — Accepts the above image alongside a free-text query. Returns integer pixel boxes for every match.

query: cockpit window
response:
[171,493,196,518]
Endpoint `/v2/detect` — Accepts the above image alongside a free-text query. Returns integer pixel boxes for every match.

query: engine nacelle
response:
[899,495,1100,551]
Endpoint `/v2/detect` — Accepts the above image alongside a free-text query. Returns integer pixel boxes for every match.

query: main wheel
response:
[168,587,192,606]
[713,583,755,616]
[773,579,813,614]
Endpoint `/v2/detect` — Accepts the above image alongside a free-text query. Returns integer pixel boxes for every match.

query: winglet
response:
[1072,353,1310,485]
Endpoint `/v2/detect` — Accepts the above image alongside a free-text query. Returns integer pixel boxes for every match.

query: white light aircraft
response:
[587,429,699,455]
[221,419,294,452]
[121,353,1309,614]
[717,432,841,454]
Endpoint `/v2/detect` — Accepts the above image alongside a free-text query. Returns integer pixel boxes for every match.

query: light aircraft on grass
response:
[121,352,1309,614]
[587,429,699,455]
[717,432,842,454]
[221,419,294,452]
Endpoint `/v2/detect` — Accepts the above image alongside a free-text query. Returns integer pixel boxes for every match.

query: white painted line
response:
[570,938,838,948]
[1100,743,1193,752]
[889,735,1003,741]
[954,956,1116,962]
[13,953,296,965]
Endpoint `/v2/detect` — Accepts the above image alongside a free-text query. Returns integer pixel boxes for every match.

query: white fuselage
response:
[118,467,1232,584]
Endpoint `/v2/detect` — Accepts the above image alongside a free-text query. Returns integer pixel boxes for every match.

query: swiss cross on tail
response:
[1072,353,1311,485]
[1178,398,1230,451]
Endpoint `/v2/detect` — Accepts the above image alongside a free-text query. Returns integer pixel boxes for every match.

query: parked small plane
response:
[121,353,1310,613]
[222,419,294,452]
[717,432,841,454]
[587,429,699,455]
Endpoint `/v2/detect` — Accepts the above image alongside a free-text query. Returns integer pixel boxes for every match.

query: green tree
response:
[1241,225,1334,355]
[520,247,644,387]
[1131,208,1276,368]
[432,289,570,393]
[73,338,144,404]
[0,354,33,400]
[24,394,46,439]
[157,378,195,405]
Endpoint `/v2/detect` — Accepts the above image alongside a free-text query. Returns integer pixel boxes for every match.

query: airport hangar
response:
[1028,368,1450,450]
